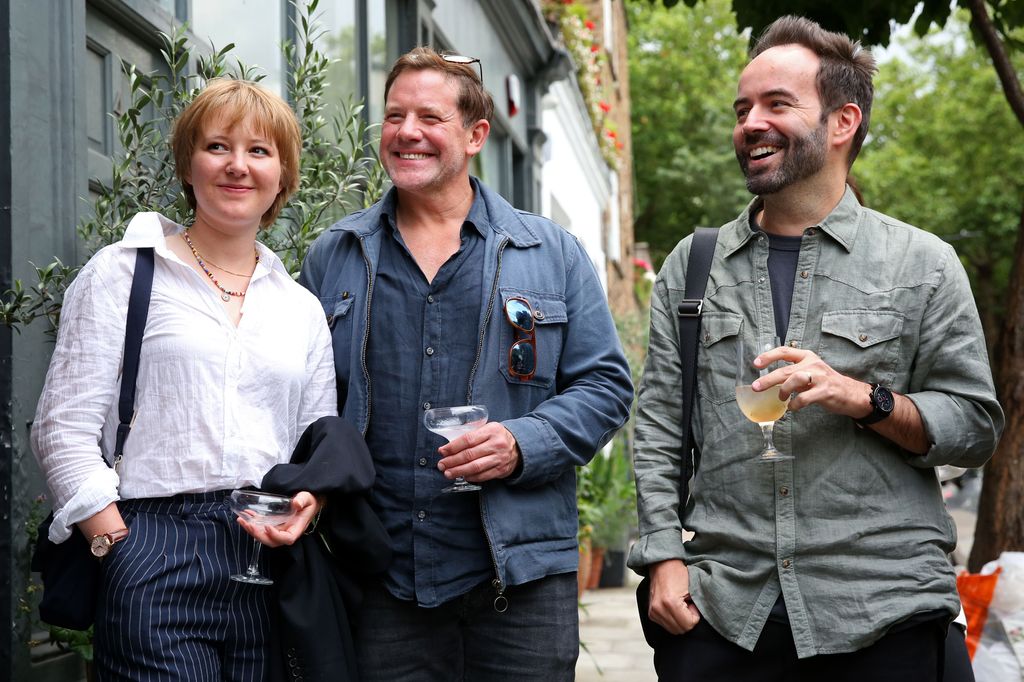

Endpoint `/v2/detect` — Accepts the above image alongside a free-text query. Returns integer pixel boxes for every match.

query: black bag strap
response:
[676,228,719,506]
[112,247,155,463]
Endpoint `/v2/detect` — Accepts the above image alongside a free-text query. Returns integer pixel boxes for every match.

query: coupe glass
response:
[227,489,296,585]
[424,405,488,493]
[735,335,792,461]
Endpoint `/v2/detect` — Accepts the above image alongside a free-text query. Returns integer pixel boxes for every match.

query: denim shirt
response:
[628,188,1003,657]
[300,179,634,595]
[364,193,494,606]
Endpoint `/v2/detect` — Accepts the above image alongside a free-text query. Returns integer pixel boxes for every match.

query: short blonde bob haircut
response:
[171,78,302,228]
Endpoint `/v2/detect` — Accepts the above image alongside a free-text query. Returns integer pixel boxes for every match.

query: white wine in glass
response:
[424,405,488,493]
[735,335,792,461]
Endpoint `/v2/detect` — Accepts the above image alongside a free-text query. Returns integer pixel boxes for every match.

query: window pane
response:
[190,1,285,95]
[313,0,359,123]
[367,1,387,124]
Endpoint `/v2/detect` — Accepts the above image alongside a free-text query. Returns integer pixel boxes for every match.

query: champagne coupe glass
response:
[734,335,792,461]
[424,405,488,493]
[227,489,296,585]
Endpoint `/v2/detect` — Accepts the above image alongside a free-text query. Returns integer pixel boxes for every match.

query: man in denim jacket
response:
[300,47,633,681]
[629,16,1003,681]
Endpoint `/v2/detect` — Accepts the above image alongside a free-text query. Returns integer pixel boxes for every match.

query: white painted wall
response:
[540,78,611,293]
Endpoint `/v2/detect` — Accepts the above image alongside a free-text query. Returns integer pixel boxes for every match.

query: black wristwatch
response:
[855,383,895,426]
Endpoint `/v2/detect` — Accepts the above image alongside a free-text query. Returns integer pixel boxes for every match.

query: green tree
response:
[627,0,750,266]
[855,12,1024,356]
[642,0,1024,571]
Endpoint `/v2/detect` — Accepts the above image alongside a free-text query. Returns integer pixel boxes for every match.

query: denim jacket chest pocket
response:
[697,311,744,405]
[498,288,567,389]
[819,310,904,385]
[318,291,356,385]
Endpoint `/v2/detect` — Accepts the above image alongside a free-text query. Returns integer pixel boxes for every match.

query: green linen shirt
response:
[628,188,1004,658]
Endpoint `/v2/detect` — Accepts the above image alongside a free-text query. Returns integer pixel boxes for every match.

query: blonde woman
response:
[31,79,336,681]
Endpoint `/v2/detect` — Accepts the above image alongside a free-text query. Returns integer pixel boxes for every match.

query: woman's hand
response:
[236,491,321,548]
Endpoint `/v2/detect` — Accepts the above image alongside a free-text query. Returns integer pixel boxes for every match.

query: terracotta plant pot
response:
[587,546,606,590]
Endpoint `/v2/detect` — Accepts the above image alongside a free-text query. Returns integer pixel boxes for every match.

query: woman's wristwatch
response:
[90,528,130,558]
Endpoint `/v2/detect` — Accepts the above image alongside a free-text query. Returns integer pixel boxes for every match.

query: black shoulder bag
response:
[31,247,155,630]
[636,227,719,652]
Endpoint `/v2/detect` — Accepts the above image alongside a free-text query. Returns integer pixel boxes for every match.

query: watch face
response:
[90,536,111,557]
[873,386,895,413]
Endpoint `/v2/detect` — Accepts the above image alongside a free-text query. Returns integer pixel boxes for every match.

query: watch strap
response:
[855,383,893,426]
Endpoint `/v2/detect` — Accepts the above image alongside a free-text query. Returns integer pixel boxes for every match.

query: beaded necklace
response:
[182,230,259,302]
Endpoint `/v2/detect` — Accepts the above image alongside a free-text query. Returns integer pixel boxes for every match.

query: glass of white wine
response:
[735,335,792,461]
[424,405,488,493]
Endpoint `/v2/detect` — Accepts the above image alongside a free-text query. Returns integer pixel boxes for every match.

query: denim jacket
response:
[629,188,1003,656]
[300,181,634,590]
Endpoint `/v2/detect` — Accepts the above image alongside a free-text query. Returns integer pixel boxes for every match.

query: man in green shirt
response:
[629,15,1003,680]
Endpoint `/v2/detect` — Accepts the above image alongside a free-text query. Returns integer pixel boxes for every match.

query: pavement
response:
[575,503,977,682]
[576,571,656,682]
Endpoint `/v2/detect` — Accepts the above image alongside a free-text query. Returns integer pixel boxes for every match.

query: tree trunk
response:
[968,202,1024,572]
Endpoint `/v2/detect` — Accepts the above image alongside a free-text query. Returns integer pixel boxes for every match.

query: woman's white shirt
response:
[31,212,337,541]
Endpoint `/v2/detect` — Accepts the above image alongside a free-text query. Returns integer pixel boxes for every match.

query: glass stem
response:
[760,421,777,453]
[248,539,263,575]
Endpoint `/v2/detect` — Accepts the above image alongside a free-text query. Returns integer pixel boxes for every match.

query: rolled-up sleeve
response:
[31,259,125,542]
[905,243,1004,467]
[628,240,690,572]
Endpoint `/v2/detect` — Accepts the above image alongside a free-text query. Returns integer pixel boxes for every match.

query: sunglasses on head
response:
[504,297,536,381]
[441,53,483,85]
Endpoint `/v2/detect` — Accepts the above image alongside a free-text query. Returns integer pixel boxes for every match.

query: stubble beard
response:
[738,121,829,196]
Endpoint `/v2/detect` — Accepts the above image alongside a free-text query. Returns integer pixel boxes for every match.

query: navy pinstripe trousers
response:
[93,492,270,681]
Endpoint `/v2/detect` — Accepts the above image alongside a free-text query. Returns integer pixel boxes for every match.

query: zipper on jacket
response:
[466,237,508,403]
[358,236,375,436]
[472,237,508,607]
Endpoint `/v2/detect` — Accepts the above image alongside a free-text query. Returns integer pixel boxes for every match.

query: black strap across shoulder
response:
[676,228,718,506]
[113,247,155,461]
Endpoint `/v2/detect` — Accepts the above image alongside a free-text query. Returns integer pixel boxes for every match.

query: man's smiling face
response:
[732,44,830,196]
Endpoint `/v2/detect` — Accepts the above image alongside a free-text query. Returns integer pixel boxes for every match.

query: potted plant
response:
[583,438,636,590]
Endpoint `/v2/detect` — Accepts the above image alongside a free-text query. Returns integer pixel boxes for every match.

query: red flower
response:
[606,130,617,139]
[585,20,596,30]
[616,141,624,150]
[633,257,653,271]
[590,44,600,53]
[598,101,611,113]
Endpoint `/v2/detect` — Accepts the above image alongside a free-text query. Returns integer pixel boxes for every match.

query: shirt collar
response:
[119,211,290,279]
[379,178,492,239]
[720,185,863,257]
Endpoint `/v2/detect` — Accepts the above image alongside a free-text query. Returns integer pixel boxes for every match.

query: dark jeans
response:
[354,572,579,682]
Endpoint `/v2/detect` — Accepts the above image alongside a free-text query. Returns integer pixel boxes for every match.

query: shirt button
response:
[806,228,817,235]
[425,347,434,356]
[534,310,545,321]
[800,271,809,279]
[423,402,431,410]
[779,486,789,496]
[782,558,792,569]
[427,295,435,303]
[758,277,765,284]
[417,510,426,520]
[859,334,868,342]
[788,340,799,348]
[418,457,428,467]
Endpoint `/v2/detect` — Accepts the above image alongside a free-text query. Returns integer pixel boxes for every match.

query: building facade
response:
[0,1,633,678]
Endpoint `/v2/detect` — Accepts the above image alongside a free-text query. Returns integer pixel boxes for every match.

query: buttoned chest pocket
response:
[319,291,356,381]
[696,311,743,405]
[498,288,567,389]
[819,310,904,385]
